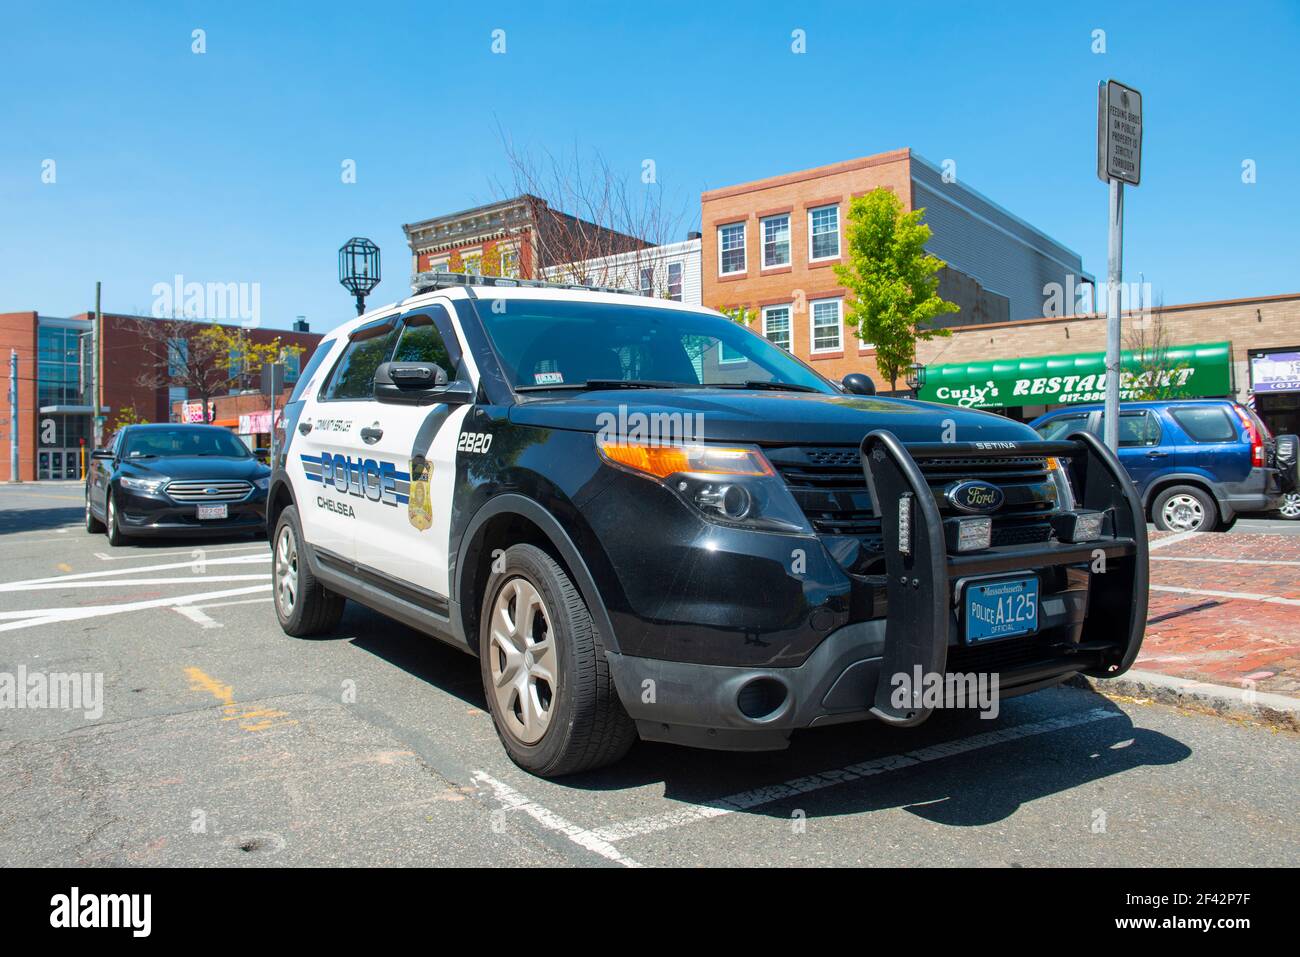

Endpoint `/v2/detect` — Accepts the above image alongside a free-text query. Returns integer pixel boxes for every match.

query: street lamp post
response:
[905,362,926,399]
[338,237,381,316]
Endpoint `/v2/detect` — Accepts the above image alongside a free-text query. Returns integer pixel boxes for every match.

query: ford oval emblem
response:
[946,480,1004,514]
[204,487,220,496]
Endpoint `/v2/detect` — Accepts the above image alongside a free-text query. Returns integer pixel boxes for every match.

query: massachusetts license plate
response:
[964,576,1038,644]
[196,503,228,520]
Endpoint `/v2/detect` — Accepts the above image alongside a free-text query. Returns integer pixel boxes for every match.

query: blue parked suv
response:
[1030,400,1281,532]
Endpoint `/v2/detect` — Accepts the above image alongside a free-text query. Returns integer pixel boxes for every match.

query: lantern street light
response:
[905,361,926,397]
[338,237,381,316]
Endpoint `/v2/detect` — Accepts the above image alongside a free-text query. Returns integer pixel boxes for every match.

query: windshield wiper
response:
[515,379,689,392]
[713,380,820,394]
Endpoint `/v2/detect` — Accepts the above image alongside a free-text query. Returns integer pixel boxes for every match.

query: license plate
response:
[964,576,1038,644]
[196,503,228,520]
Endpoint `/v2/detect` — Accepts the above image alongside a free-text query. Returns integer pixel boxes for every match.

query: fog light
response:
[944,516,992,553]
[1051,509,1108,543]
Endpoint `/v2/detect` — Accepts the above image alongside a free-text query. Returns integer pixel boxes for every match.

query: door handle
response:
[1146,450,1168,458]
[298,421,312,435]
[360,425,384,444]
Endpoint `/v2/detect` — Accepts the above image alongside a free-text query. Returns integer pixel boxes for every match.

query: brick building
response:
[1,310,320,481]
[914,292,1300,433]
[700,148,1089,387]
[403,194,649,281]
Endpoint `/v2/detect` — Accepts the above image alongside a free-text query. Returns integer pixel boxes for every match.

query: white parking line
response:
[194,596,273,610]
[93,543,266,562]
[1149,584,1300,606]
[1151,556,1300,566]
[1148,530,1201,551]
[472,771,643,868]
[0,575,269,592]
[174,605,222,629]
[587,707,1124,845]
[1,553,268,589]
[0,584,271,632]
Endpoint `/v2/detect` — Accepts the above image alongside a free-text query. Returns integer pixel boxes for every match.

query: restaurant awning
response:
[918,341,1234,409]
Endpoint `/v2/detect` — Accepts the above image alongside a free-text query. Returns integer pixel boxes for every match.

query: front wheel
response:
[272,505,345,637]
[1152,485,1219,533]
[104,492,130,546]
[478,544,635,777]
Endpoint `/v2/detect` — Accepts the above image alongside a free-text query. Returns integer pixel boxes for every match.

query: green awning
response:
[918,341,1234,409]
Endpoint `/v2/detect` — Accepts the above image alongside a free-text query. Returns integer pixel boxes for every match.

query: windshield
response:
[122,428,252,459]
[478,299,837,394]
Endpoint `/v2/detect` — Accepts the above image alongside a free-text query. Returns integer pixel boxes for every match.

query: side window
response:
[322,322,399,401]
[1117,411,1161,447]
[1171,407,1237,443]
[392,307,462,377]
[1034,413,1088,440]
[288,338,336,403]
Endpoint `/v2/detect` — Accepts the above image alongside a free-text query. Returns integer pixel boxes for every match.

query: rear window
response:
[1034,413,1089,440]
[288,338,336,403]
[1171,407,1238,442]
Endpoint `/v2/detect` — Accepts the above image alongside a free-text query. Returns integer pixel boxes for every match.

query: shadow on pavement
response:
[0,505,85,534]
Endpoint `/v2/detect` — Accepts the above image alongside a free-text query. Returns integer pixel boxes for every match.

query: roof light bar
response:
[411,270,640,298]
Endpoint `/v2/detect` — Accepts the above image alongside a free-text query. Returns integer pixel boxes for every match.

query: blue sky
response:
[2,0,1297,334]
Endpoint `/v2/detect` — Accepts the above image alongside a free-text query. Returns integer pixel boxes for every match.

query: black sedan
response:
[85,424,271,544]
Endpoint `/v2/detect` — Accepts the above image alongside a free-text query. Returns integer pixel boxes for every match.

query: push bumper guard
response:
[861,429,1148,727]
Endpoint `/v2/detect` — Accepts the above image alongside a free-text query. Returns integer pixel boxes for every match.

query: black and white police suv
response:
[268,273,1149,777]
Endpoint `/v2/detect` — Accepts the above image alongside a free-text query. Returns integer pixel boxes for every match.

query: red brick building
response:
[1,310,320,481]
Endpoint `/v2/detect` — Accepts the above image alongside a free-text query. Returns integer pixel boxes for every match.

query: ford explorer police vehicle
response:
[268,273,1148,777]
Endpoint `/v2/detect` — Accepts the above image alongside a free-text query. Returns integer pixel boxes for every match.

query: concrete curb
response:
[1069,669,1300,733]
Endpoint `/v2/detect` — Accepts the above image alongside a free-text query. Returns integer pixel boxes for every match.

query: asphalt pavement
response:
[0,481,1296,867]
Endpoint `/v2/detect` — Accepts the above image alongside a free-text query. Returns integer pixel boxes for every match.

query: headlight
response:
[597,440,811,534]
[119,476,166,493]
[254,476,270,490]
[1046,456,1076,511]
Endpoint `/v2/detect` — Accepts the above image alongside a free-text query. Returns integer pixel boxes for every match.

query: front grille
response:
[165,480,253,503]
[768,445,1058,545]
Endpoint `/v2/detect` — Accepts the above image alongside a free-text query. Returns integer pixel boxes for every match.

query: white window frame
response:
[761,304,792,351]
[809,298,843,354]
[639,265,655,297]
[666,261,683,301]
[429,257,450,273]
[718,222,746,276]
[760,213,791,269]
[808,204,841,262]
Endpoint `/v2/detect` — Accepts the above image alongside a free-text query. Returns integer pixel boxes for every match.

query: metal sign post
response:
[1097,79,1143,451]
[262,361,285,467]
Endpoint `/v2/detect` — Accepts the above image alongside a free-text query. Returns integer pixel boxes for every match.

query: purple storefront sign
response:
[1251,352,1300,394]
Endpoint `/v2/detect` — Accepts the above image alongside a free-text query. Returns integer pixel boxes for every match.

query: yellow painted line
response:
[184,666,295,733]
[57,563,72,573]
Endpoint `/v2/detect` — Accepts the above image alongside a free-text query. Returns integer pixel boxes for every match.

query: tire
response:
[478,543,636,777]
[1152,485,1219,533]
[1278,491,1300,521]
[104,492,130,546]
[272,505,345,637]
[85,492,105,534]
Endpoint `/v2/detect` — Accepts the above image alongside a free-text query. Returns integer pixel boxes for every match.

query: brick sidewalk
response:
[1139,531,1300,697]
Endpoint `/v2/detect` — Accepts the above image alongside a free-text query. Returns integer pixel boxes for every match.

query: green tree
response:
[834,189,957,391]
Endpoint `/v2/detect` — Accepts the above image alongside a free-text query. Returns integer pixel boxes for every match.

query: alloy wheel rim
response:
[1162,493,1204,532]
[275,526,298,616]
[107,497,115,532]
[1281,492,1300,519]
[488,577,556,745]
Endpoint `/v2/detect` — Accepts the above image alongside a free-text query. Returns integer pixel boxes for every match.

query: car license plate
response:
[197,503,228,520]
[964,576,1038,644]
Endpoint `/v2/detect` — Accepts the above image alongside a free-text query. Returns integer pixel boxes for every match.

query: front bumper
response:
[604,431,1148,749]
[116,486,267,536]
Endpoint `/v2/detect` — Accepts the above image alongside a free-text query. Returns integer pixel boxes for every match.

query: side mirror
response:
[374,361,473,405]
[253,447,271,463]
[841,373,876,396]
[91,449,115,461]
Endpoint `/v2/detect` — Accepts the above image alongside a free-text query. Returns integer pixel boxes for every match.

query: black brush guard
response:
[861,429,1148,727]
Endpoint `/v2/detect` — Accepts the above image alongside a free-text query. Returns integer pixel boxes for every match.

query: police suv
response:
[269,273,1148,777]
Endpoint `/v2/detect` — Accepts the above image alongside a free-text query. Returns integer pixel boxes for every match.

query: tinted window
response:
[391,309,460,376]
[123,428,251,459]
[1171,407,1237,443]
[1100,410,1161,447]
[478,299,833,392]
[322,323,399,401]
[1034,413,1089,440]
[288,338,336,403]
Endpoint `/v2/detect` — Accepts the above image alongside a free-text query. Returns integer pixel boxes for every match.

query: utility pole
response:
[93,281,102,448]
[9,349,18,483]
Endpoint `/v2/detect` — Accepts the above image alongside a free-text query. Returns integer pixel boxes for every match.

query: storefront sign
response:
[920,342,1232,409]
[238,409,279,434]
[181,400,214,423]
[1250,351,1300,394]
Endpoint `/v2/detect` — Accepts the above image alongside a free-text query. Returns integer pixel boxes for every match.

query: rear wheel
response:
[273,505,345,637]
[85,493,105,533]
[478,544,635,777]
[1152,485,1219,533]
